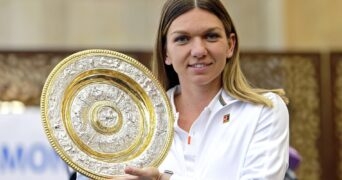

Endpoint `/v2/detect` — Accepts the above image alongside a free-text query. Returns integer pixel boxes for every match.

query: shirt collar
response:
[219,89,240,106]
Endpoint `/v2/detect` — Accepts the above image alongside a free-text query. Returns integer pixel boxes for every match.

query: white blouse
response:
[158,86,289,180]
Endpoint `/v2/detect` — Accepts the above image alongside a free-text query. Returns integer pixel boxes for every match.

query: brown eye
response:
[206,32,220,42]
[174,35,189,45]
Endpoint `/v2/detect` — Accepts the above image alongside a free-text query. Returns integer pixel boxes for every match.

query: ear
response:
[226,33,236,59]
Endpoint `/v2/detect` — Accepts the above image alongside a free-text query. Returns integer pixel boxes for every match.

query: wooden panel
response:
[0,51,70,105]
[240,52,323,180]
[331,52,342,180]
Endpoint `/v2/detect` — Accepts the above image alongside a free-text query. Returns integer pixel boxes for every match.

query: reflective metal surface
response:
[40,49,174,179]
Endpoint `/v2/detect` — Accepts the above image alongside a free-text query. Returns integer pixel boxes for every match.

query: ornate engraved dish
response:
[40,49,174,179]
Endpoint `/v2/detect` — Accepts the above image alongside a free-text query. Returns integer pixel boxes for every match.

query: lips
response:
[188,63,212,68]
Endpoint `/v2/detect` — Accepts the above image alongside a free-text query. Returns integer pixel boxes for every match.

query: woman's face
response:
[165,8,235,88]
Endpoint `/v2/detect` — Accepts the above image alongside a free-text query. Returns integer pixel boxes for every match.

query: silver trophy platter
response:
[40,49,174,179]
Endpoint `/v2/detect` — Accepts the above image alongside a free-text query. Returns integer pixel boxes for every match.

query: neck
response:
[181,85,219,105]
[175,81,221,114]
[174,83,221,132]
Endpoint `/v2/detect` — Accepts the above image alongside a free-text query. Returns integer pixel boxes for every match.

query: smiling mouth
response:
[189,63,212,68]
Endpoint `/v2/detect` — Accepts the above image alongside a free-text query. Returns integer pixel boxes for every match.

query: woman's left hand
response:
[110,166,160,180]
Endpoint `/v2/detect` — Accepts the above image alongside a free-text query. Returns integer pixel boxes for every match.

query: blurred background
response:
[0,0,341,179]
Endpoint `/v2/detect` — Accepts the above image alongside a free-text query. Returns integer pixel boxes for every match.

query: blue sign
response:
[0,142,66,174]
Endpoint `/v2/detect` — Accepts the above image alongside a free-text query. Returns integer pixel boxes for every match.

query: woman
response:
[79,0,289,179]
[122,0,289,179]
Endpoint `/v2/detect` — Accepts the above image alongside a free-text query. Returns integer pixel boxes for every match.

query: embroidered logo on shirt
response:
[223,114,230,123]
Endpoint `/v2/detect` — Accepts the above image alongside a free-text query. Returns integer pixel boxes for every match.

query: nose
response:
[191,38,207,58]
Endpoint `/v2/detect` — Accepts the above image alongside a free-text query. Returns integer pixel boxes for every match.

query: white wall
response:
[0,0,284,51]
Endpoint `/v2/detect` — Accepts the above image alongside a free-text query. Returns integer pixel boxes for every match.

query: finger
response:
[124,166,159,179]
[124,166,142,176]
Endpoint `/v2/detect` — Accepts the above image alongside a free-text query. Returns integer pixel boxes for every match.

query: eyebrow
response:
[169,27,223,35]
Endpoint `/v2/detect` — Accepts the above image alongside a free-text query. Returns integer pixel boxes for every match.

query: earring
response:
[165,58,171,65]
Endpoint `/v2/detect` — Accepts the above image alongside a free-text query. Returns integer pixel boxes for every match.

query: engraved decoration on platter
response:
[40,49,174,179]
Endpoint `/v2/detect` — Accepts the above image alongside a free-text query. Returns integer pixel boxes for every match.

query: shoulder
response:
[260,92,289,126]
[263,92,288,109]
